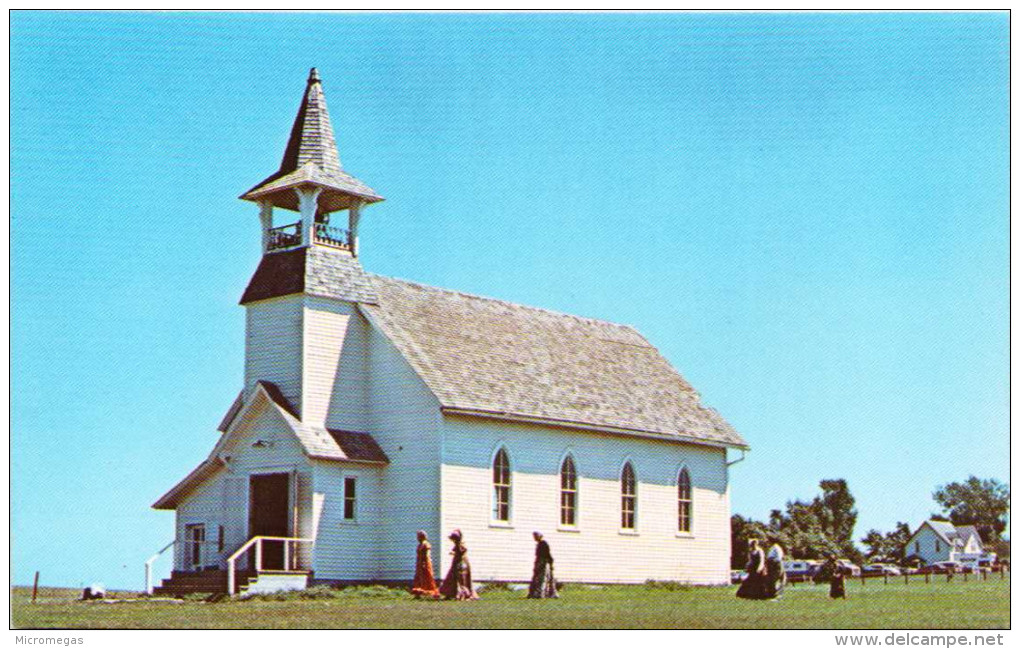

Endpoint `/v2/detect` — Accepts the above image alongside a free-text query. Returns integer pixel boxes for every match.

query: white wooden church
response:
[151,69,748,596]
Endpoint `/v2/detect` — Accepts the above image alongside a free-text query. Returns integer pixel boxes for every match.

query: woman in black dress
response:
[736,539,769,599]
[527,531,558,599]
[828,556,847,599]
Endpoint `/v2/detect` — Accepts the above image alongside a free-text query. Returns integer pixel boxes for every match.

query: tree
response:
[860,522,912,563]
[731,478,862,565]
[730,514,771,569]
[933,476,1010,543]
[861,529,886,559]
[993,538,1010,562]
[812,479,859,561]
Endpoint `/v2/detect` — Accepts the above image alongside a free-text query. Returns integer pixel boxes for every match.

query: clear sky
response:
[12,12,1008,589]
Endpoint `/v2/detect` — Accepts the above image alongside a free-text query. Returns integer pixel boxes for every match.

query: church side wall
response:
[440,417,731,585]
[365,319,443,581]
[310,460,383,581]
[244,295,304,413]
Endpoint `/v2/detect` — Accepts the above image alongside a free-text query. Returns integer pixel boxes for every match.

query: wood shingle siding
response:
[364,276,746,449]
[240,69,383,213]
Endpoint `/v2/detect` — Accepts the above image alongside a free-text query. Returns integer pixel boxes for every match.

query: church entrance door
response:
[249,472,290,570]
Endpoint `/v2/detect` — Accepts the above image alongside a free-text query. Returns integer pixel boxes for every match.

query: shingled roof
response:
[362,276,747,449]
[240,68,383,213]
[240,246,379,305]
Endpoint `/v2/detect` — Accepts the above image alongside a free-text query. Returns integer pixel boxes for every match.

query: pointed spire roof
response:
[241,68,383,212]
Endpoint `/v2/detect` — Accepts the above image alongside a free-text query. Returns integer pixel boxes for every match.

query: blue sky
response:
[11,12,1008,589]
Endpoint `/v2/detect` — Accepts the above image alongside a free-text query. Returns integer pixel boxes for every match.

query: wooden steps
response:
[240,571,311,596]
[152,569,311,597]
[152,569,255,597]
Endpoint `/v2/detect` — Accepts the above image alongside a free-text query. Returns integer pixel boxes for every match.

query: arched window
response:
[492,448,511,522]
[621,462,636,530]
[677,469,692,533]
[560,455,578,526]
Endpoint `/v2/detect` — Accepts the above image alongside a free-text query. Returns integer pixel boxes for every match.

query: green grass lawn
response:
[11,577,1009,629]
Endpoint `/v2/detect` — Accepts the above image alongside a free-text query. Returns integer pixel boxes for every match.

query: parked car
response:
[918,561,962,575]
[731,570,747,584]
[837,560,861,577]
[863,563,901,576]
[783,560,821,582]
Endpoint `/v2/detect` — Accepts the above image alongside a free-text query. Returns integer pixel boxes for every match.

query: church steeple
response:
[240,68,383,256]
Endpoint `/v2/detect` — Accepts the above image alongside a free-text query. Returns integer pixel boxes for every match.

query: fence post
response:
[31,572,39,604]
[963,571,968,582]
[925,572,930,583]
[256,539,263,572]
[884,574,888,585]
[904,573,908,585]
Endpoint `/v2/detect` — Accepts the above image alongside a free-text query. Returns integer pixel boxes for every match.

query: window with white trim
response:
[343,477,357,520]
[492,448,511,522]
[678,468,692,533]
[621,462,636,530]
[560,455,578,526]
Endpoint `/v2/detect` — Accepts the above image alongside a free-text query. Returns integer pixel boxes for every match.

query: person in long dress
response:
[439,529,479,601]
[527,531,558,599]
[411,530,441,599]
[736,539,769,599]
[827,556,847,599]
[765,543,786,599]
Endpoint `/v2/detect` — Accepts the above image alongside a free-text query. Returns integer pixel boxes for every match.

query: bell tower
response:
[237,69,383,427]
[240,67,383,257]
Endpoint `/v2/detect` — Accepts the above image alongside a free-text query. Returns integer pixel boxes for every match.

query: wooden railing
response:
[144,539,222,594]
[144,540,175,594]
[313,223,351,250]
[267,222,302,251]
[226,535,315,595]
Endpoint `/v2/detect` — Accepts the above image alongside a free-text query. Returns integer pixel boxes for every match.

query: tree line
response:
[731,475,1009,568]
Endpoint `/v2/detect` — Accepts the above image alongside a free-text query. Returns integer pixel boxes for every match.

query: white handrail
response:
[145,539,229,594]
[226,535,315,595]
[144,540,176,594]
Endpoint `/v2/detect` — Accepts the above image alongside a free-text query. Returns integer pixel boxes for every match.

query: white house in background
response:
[905,520,993,565]
[151,69,749,595]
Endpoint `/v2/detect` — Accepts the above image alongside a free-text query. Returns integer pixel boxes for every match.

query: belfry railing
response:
[265,220,353,252]
[313,223,351,249]
[266,222,302,251]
